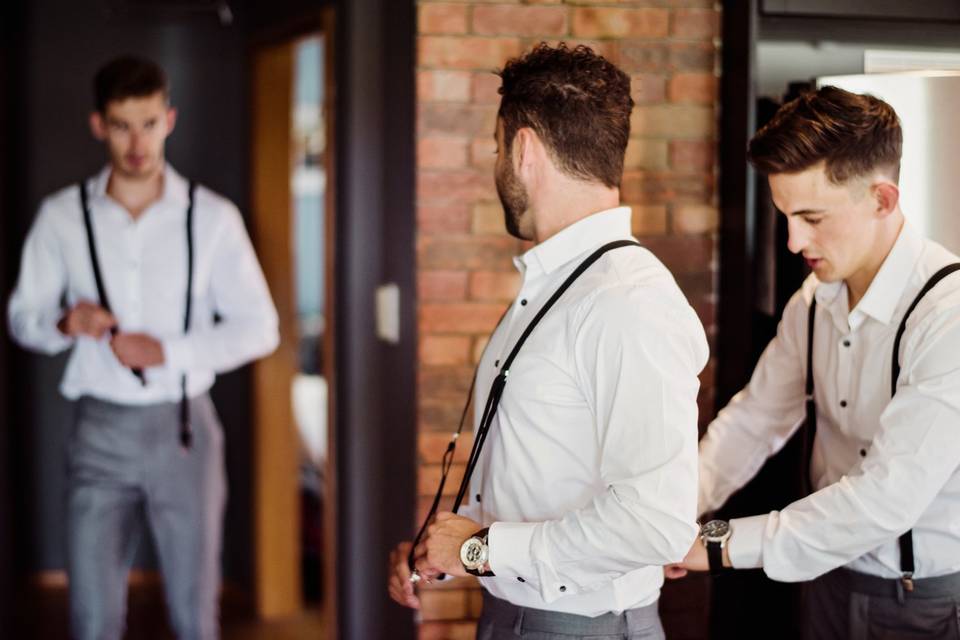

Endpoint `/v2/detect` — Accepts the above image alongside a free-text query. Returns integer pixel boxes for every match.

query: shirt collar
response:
[814,221,924,326]
[90,162,190,208]
[514,207,633,277]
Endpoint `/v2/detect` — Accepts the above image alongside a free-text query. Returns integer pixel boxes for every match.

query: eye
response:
[803,216,823,226]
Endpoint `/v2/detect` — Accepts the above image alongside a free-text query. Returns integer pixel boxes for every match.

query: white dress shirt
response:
[699,221,960,582]
[464,207,708,616]
[8,164,279,404]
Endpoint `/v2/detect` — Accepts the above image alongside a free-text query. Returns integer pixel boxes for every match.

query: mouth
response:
[804,256,822,270]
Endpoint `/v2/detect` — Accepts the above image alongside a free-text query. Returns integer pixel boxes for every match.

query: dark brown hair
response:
[497,42,634,189]
[93,55,169,113]
[748,85,902,184]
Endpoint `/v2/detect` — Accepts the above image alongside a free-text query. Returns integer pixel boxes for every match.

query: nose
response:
[786,217,807,255]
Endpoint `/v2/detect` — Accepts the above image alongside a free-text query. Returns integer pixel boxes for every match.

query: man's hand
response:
[388,541,421,610]
[413,512,483,578]
[110,333,165,368]
[58,301,116,339]
[668,536,733,575]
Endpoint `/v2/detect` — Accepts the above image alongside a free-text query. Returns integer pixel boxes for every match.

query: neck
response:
[846,211,904,310]
[531,180,620,243]
[106,163,165,219]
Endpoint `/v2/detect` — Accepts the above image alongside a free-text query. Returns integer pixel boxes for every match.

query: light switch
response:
[375,283,400,344]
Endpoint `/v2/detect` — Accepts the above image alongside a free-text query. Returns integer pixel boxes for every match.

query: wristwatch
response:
[700,520,731,577]
[459,527,495,577]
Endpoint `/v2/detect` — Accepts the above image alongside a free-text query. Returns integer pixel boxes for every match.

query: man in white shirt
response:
[7,56,278,640]
[674,87,960,638]
[387,43,708,638]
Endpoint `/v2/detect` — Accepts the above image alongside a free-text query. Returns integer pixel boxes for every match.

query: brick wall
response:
[415,2,720,637]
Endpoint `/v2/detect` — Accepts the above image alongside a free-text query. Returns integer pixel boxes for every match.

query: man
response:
[674,87,960,638]
[388,43,708,638]
[7,56,278,640]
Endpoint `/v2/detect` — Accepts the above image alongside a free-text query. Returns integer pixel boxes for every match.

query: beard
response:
[495,158,531,241]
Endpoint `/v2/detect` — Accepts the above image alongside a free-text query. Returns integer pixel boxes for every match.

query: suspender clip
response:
[900,572,914,593]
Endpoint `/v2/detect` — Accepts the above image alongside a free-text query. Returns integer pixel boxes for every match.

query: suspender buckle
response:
[900,572,914,592]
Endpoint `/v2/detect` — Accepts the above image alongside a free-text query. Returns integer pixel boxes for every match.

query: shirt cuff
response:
[728,515,768,569]
[161,335,194,372]
[488,521,537,580]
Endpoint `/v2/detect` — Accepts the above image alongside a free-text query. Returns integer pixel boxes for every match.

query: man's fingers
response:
[664,565,688,580]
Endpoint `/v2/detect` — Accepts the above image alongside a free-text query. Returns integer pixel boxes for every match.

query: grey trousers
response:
[476,589,666,640]
[67,394,226,640]
[803,567,960,640]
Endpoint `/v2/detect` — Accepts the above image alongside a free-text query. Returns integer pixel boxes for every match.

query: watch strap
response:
[706,539,725,577]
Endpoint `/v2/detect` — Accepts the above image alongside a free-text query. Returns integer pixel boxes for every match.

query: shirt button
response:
[494,359,500,368]
[475,494,481,502]
[843,340,851,347]
[520,299,527,306]
[559,585,567,592]
[840,400,848,408]
[517,576,525,583]
[859,449,867,457]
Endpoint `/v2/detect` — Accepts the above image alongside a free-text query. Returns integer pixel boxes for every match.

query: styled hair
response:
[497,42,634,189]
[748,85,902,184]
[93,55,169,113]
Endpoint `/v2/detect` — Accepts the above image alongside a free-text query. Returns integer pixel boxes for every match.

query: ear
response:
[89,112,106,141]
[873,180,899,219]
[165,106,178,137]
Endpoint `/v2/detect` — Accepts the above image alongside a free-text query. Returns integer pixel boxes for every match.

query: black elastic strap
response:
[408,239,641,574]
[889,262,960,586]
[79,181,147,386]
[707,541,725,577]
[180,181,196,449]
[801,297,817,496]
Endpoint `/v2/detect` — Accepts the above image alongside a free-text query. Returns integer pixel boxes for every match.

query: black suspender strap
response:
[408,239,641,576]
[801,297,817,497]
[804,263,960,593]
[889,262,960,591]
[180,181,196,449]
[80,181,147,386]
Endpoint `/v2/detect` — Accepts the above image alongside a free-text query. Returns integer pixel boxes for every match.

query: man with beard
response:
[7,56,278,640]
[387,43,708,638]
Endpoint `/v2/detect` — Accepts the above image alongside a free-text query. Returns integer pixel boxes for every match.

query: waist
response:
[827,567,960,600]
[481,589,660,634]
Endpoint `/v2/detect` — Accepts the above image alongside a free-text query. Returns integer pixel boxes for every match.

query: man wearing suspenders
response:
[674,87,960,638]
[7,56,278,639]
[387,44,708,639]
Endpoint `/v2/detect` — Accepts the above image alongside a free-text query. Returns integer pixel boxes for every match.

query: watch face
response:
[460,537,488,570]
[701,519,730,542]
[464,541,484,565]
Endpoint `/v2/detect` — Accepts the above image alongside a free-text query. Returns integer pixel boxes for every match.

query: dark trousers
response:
[476,589,665,639]
[67,395,226,640]
[803,567,960,640]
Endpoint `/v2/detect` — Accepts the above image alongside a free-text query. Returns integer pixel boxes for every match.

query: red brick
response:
[467,588,484,617]
[630,104,714,138]
[469,271,520,301]
[624,138,668,171]
[473,5,569,37]
[418,236,516,270]
[672,203,718,234]
[419,3,468,35]
[640,234,715,275]
[420,366,475,399]
[419,621,478,640]
[419,36,523,70]
[472,335,490,364]
[419,398,472,432]
[417,495,456,527]
[418,270,468,301]
[418,70,472,102]
[470,137,498,169]
[419,103,497,137]
[621,170,713,205]
[572,8,668,39]
[472,201,507,235]
[629,205,668,236]
[420,335,472,366]
[417,170,494,203]
[669,72,717,104]
[532,38,619,64]
[472,71,502,104]
[619,41,715,73]
[630,74,667,105]
[670,139,714,172]
[420,302,508,333]
[418,137,469,169]
[418,462,467,497]
[671,8,720,40]
[419,588,467,620]
[418,203,471,235]
[419,431,474,464]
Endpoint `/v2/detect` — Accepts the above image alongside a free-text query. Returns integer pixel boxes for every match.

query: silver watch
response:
[459,527,491,576]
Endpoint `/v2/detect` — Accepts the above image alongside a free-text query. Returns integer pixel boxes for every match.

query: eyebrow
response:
[777,207,825,216]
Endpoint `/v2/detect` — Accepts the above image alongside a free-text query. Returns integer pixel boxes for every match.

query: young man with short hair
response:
[388,43,708,639]
[677,86,960,639]
[8,55,278,640]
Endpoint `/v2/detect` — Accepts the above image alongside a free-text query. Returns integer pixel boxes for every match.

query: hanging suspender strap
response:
[180,180,197,449]
[408,239,641,576]
[79,180,147,386]
[889,262,960,591]
[801,297,817,497]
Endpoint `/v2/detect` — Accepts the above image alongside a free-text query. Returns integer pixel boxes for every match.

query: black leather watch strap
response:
[706,540,725,577]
